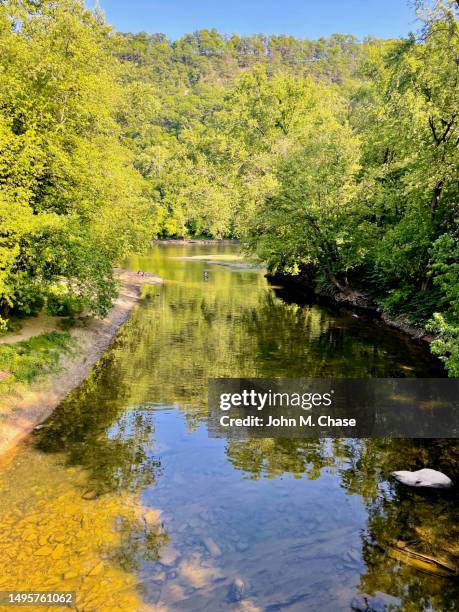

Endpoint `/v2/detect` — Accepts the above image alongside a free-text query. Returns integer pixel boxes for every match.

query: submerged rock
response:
[391,468,453,489]
[34,546,53,557]
[159,547,179,567]
[202,536,222,557]
[227,577,245,603]
[81,489,100,500]
[351,594,386,612]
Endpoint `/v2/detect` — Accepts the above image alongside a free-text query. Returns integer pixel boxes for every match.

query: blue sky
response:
[92,0,418,40]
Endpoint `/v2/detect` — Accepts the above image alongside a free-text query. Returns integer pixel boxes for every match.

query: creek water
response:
[0,243,457,612]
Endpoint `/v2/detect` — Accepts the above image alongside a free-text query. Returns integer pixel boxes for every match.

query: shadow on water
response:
[0,244,457,611]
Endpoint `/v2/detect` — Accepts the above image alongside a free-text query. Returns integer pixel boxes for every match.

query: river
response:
[0,243,457,611]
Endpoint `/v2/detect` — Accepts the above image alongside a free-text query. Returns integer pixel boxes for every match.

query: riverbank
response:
[0,269,162,458]
[155,238,239,245]
[267,271,437,344]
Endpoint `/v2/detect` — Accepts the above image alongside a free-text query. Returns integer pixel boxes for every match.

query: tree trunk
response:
[431,180,443,219]
[325,267,348,293]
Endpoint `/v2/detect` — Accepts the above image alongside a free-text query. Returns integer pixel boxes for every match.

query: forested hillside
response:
[0,0,458,373]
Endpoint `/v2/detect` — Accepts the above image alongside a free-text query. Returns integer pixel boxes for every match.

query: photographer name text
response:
[219,414,356,428]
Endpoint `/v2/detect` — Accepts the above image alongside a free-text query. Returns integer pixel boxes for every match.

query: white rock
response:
[227,577,245,603]
[392,468,453,489]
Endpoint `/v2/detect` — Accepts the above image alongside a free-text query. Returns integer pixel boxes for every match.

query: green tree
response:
[0,0,158,325]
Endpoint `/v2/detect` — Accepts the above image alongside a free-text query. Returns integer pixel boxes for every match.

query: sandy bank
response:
[0,269,162,458]
[0,313,63,345]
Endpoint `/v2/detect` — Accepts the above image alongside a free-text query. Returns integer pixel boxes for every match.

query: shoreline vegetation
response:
[0,270,162,458]
[155,239,239,245]
[267,270,439,344]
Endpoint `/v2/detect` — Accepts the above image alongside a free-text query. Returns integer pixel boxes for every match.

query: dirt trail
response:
[0,314,63,345]
[0,270,162,458]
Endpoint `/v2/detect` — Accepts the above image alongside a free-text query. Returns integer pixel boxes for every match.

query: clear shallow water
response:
[0,244,457,612]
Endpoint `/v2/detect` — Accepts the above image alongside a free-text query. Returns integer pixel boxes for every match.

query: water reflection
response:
[0,244,456,611]
[340,439,459,610]
[226,438,345,480]
[33,364,163,497]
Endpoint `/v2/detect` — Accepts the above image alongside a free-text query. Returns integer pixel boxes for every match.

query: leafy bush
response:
[10,272,45,316]
[427,234,459,374]
[45,288,85,318]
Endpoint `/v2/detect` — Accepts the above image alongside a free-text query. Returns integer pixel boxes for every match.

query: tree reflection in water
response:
[33,350,163,497]
[343,439,459,611]
[226,436,459,610]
